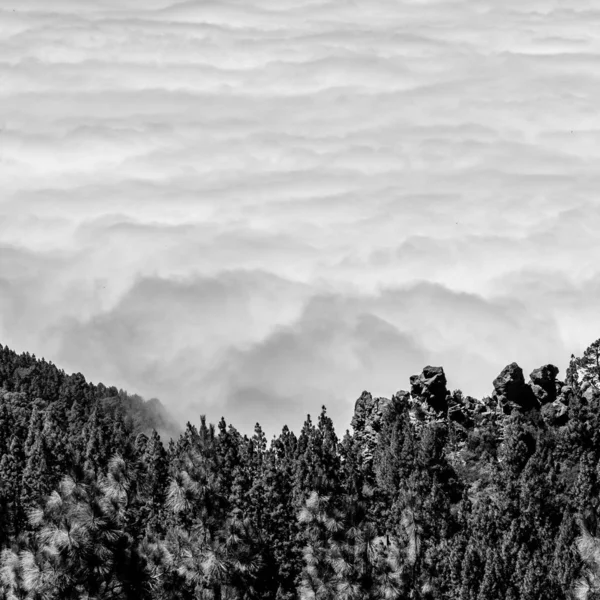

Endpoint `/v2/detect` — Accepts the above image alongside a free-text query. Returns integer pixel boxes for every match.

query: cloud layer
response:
[2,0,600,436]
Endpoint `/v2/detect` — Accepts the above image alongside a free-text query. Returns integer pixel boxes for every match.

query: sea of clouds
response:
[1,0,600,436]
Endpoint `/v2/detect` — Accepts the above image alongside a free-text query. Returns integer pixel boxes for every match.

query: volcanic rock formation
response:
[492,362,538,414]
[410,366,449,413]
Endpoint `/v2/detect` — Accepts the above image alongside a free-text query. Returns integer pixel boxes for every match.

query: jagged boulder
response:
[493,362,539,414]
[541,400,569,427]
[410,366,448,413]
[481,396,496,411]
[559,385,574,405]
[448,403,472,427]
[447,392,477,427]
[529,364,559,404]
[581,381,600,402]
[470,398,487,415]
[530,384,550,404]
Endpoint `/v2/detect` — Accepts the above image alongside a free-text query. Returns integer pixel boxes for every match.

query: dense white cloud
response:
[1,0,600,437]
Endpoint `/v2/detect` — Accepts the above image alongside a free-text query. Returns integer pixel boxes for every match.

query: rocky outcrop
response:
[351,391,390,434]
[447,392,480,427]
[541,400,569,427]
[581,381,600,402]
[447,402,472,427]
[410,366,448,413]
[492,362,572,424]
[352,361,576,441]
[351,391,392,465]
[558,385,574,405]
[531,367,572,426]
[493,362,538,414]
[528,364,559,404]
[393,390,412,409]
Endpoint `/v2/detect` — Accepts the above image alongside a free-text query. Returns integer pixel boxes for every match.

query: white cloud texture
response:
[1,0,600,436]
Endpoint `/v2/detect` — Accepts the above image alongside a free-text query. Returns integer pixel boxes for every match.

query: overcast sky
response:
[1,0,600,437]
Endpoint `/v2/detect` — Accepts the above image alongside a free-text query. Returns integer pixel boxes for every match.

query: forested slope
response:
[2,340,600,599]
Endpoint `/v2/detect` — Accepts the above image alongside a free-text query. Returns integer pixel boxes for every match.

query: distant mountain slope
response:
[0,344,180,441]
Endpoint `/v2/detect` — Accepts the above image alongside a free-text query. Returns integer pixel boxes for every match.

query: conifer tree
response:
[143,430,169,520]
[578,339,600,391]
[574,517,600,600]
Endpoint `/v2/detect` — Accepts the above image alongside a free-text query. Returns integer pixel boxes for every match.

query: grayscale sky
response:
[1,0,600,436]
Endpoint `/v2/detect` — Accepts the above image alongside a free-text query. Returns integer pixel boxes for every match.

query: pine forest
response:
[2,340,600,599]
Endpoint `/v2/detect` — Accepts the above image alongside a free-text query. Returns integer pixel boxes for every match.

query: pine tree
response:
[551,512,580,597]
[476,548,504,600]
[294,408,341,505]
[19,409,51,515]
[83,405,104,475]
[578,339,600,391]
[143,430,169,520]
[574,516,600,600]
[0,437,24,542]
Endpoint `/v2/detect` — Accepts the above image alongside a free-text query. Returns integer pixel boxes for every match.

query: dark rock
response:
[530,384,549,404]
[541,401,569,427]
[472,401,487,415]
[352,391,390,434]
[583,385,599,402]
[448,403,473,427]
[494,362,525,394]
[559,385,573,405]
[481,396,496,411]
[529,364,559,403]
[493,362,539,414]
[447,392,478,427]
[393,390,411,406]
[410,366,448,413]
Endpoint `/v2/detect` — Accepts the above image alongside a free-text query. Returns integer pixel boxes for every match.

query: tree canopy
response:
[1,340,600,599]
